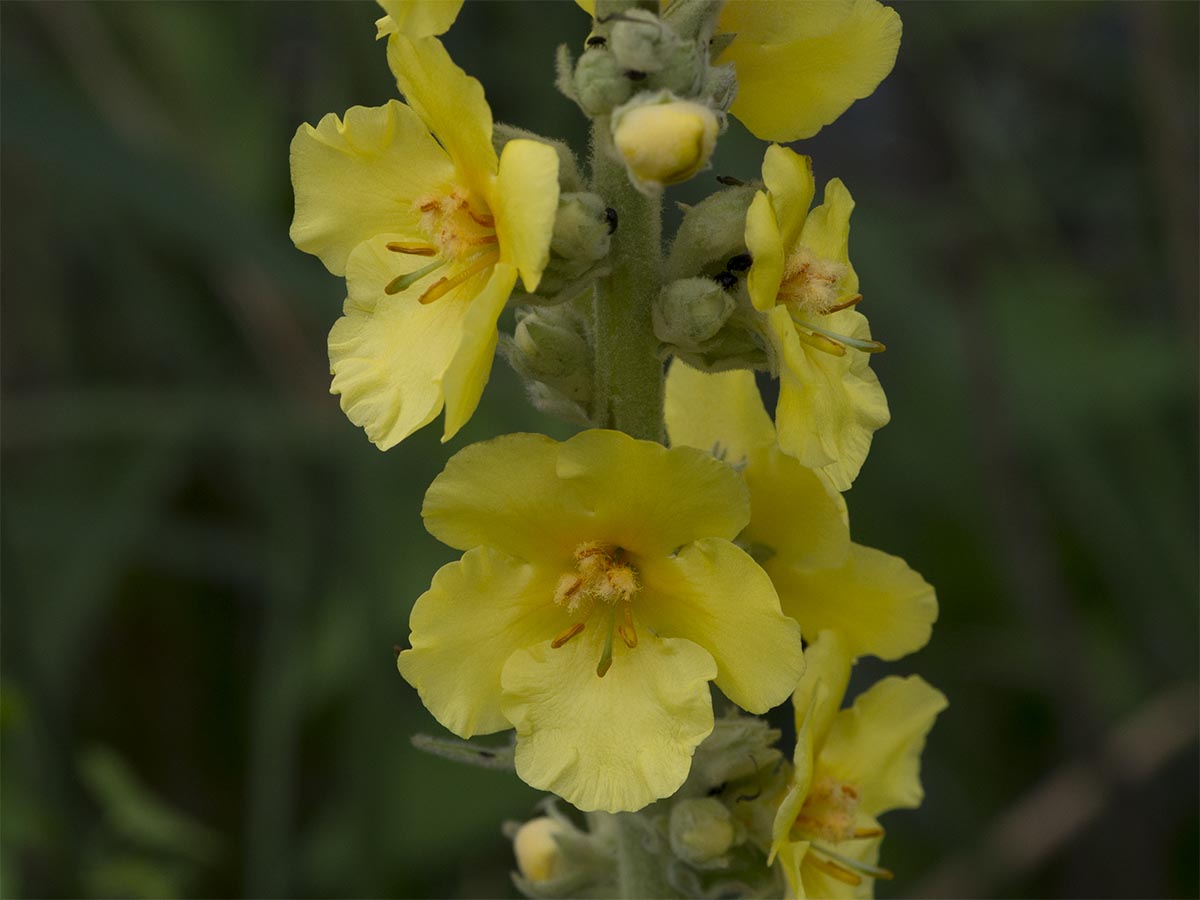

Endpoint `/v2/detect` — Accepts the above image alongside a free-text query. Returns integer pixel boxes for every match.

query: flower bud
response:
[513,817,567,883]
[550,193,611,270]
[612,92,719,193]
[574,47,633,117]
[654,277,735,350]
[668,798,737,867]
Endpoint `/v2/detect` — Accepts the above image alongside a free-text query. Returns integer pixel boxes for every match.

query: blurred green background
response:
[2,1,1197,897]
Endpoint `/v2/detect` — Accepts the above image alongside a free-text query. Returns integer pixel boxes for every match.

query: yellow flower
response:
[397,429,805,812]
[374,0,462,40]
[574,0,901,142]
[290,35,560,448]
[665,361,935,661]
[769,631,946,898]
[744,144,888,490]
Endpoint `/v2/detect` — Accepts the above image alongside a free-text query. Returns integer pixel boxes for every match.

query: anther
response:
[726,253,752,272]
[386,242,438,256]
[467,209,495,228]
[418,251,498,304]
[811,843,894,882]
[385,258,445,295]
[419,199,441,212]
[806,855,861,887]
[804,319,886,353]
[551,622,585,649]
[853,827,884,839]
[822,294,863,314]
[618,605,638,649]
[794,329,847,356]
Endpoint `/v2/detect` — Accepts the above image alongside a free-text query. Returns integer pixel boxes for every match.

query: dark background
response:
[2,2,1197,897]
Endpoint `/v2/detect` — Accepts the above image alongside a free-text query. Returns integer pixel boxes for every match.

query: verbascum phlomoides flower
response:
[665,361,935,661]
[290,34,560,448]
[769,631,946,897]
[397,429,805,813]
[745,144,889,491]
[574,0,901,142]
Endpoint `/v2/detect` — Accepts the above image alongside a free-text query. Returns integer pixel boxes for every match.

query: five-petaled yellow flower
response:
[575,0,901,143]
[666,361,935,661]
[397,429,806,813]
[744,144,889,491]
[768,630,946,898]
[290,32,560,448]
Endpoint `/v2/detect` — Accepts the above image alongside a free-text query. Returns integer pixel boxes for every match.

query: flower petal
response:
[720,0,902,142]
[790,629,852,753]
[375,0,463,38]
[397,546,564,737]
[440,261,518,440]
[745,190,784,311]
[762,145,815,253]
[799,179,859,295]
[742,445,850,573]
[328,235,470,449]
[768,306,890,491]
[423,432,593,562]
[819,675,947,818]
[555,430,750,557]
[501,627,717,812]
[290,101,453,275]
[768,544,937,661]
[664,361,776,465]
[718,0,861,46]
[494,138,561,292]
[387,34,498,197]
[638,538,804,714]
[801,828,881,899]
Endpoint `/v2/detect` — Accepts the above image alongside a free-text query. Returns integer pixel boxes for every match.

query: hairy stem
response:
[591,121,665,443]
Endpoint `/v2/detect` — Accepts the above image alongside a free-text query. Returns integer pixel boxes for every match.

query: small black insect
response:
[726,253,752,272]
[585,35,606,48]
[716,175,745,186]
[624,70,647,81]
[713,271,738,290]
[604,207,618,234]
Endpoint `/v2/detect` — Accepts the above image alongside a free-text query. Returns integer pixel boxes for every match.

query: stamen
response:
[617,604,638,649]
[386,242,438,256]
[596,608,616,678]
[853,827,884,839]
[811,843,894,881]
[419,199,441,212]
[418,251,499,304]
[806,855,861,887]
[822,294,863,314]
[794,328,847,357]
[804,319,886,353]
[551,621,585,649]
[466,234,499,246]
[385,258,445,295]
[467,209,495,227]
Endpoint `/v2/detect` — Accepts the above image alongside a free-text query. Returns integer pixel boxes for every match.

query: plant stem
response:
[591,121,665,443]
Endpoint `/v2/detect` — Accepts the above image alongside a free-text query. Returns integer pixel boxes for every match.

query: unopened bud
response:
[608,9,701,96]
[574,48,633,117]
[612,92,719,193]
[551,193,611,268]
[668,798,737,867]
[513,311,590,384]
[513,817,567,883]
[654,277,735,349]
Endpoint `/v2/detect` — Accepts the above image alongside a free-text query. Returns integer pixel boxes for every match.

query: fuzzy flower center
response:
[790,775,892,887]
[383,189,499,304]
[773,245,884,358]
[550,541,641,677]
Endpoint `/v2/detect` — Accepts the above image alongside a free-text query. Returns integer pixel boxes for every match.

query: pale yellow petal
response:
[501,627,717,813]
[575,0,595,14]
[762,145,815,252]
[745,190,784,311]
[387,34,498,197]
[776,840,811,900]
[768,307,890,491]
[422,432,592,562]
[720,0,902,142]
[799,179,859,296]
[328,235,469,449]
[768,544,937,661]
[718,0,860,46]
[290,101,453,275]
[638,538,804,714]
[742,445,850,573]
[494,139,561,292]
[664,360,776,465]
[819,675,947,818]
[554,430,750,557]
[440,261,518,441]
[790,629,851,752]
[375,0,463,38]
[397,546,563,736]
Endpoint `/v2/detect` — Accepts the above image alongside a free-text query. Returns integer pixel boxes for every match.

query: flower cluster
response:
[289,1,943,896]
